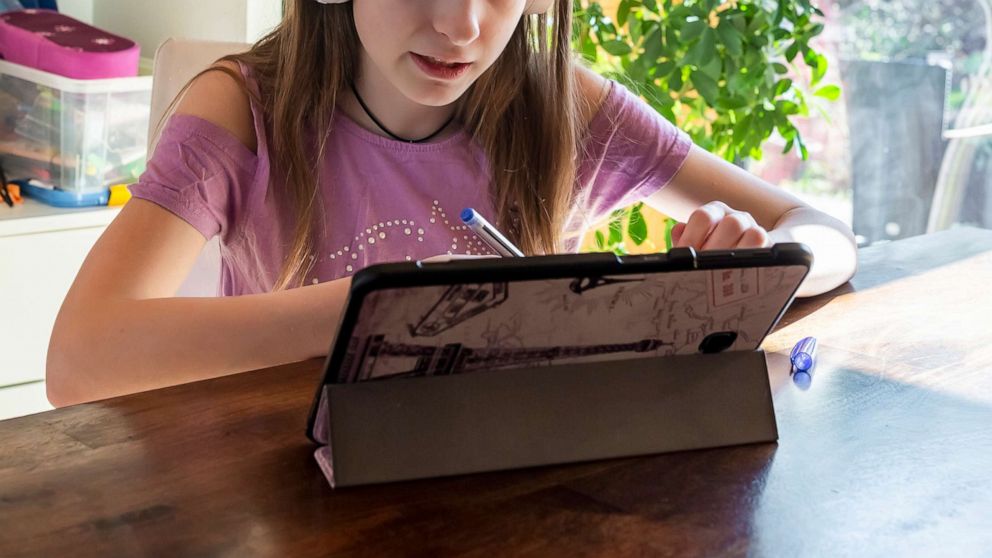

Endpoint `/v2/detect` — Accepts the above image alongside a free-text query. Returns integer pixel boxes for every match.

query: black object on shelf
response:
[841,58,950,244]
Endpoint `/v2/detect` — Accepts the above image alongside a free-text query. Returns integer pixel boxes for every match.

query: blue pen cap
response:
[460,208,476,224]
[790,336,817,372]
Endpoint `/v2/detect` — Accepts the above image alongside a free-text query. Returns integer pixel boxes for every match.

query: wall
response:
[56,0,282,58]
[57,0,92,22]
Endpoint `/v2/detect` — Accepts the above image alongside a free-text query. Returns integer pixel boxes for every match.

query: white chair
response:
[147,38,249,296]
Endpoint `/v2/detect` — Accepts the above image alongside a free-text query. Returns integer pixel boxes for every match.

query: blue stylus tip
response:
[793,353,813,371]
[460,208,474,222]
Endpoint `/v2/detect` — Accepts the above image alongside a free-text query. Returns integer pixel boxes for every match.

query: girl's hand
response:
[671,201,770,250]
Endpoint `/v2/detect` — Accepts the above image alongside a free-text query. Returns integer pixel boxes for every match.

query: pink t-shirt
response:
[129,65,691,295]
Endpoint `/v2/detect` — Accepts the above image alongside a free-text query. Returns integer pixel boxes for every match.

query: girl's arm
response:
[644,144,857,297]
[47,200,351,407]
[571,65,855,297]
[46,68,349,407]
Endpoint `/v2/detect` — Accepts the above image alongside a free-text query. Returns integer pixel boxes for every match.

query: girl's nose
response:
[433,0,481,46]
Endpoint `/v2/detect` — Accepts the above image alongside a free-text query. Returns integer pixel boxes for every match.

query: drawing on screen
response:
[334,266,809,382]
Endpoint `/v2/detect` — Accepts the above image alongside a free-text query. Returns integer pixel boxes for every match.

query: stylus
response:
[461,208,525,257]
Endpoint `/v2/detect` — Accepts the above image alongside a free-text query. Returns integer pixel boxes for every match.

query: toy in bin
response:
[0,53,151,204]
[0,161,131,207]
[13,178,131,207]
[0,157,21,206]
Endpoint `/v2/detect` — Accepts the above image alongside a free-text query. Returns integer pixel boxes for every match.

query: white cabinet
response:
[0,199,119,419]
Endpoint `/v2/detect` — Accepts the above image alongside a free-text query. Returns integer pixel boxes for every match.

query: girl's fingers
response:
[674,203,726,249]
[700,211,753,250]
[735,226,770,249]
[671,202,767,251]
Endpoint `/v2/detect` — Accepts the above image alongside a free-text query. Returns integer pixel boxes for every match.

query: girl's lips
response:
[410,53,472,80]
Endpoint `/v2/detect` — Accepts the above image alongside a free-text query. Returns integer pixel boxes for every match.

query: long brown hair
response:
[184,0,585,289]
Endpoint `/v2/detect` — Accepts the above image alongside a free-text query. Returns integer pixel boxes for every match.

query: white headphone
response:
[314,0,554,15]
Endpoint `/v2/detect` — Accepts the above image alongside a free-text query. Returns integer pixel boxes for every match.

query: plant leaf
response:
[716,96,749,110]
[716,21,743,58]
[785,41,800,62]
[691,70,719,105]
[687,27,716,66]
[681,19,707,42]
[652,59,676,78]
[664,217,678,251]
[813,84,841,101]
[811,53,828,85]
[643,27,664,62]
[628,204,648,244]
[608,214,624,245]
[775,99,800,116]
[601,39,633,56]
[699,53,722,80]
[629,13,643,43]
[617,0,632,27]
[580,35,598,62]
[774,78,793,96]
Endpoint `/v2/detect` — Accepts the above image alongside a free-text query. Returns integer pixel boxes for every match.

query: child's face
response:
[353,0,528,107]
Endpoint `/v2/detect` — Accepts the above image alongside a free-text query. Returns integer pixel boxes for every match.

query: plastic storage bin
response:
[0,58,152,202]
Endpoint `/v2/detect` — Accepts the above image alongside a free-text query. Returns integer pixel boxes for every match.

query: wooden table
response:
[2,228,991,557]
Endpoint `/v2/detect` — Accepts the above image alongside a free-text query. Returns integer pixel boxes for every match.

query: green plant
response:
[591,202,679,254]
[572,0,839,254]
[573,0,838,162]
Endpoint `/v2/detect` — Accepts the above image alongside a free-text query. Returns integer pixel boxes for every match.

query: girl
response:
[46,0,857,406]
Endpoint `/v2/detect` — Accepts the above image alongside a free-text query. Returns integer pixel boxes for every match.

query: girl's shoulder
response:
[573,64,660,142]
[173,60,258,154]
[574,64,613,128]
[573,64,688,144]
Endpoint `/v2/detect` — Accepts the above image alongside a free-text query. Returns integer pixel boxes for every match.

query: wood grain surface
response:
[2,228,990,557]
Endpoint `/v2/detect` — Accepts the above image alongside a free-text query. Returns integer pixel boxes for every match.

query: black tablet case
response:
[310,246,809,486]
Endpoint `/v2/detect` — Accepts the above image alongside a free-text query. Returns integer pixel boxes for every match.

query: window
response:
[749,0,991,245]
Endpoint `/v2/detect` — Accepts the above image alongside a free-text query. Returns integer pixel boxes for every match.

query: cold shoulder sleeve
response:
[128,113,259,241]
[571,80,693,229]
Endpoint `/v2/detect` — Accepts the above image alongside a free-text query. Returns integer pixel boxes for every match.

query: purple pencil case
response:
[0,9,139,79]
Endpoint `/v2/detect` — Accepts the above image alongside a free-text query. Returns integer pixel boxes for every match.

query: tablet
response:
[306,244,812,441]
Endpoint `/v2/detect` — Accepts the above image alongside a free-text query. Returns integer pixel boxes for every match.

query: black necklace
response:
[349,82,454,143]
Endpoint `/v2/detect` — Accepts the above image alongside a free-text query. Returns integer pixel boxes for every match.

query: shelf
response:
[0,196,121,237]
[0,381,52,421]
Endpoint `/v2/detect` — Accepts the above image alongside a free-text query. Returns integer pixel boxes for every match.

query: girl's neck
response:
[340,54,460,143]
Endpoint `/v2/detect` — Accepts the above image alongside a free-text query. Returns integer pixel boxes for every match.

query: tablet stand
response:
[315,350,775,487]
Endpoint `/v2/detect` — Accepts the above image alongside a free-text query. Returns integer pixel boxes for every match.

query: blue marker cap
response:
[461,208,476,224]
[790,336,817,390]
[790,336,817,372]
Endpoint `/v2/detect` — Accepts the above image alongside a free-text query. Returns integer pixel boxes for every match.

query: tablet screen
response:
[333,264,808,383]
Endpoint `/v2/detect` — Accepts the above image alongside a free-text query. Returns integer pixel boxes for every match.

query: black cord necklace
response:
[349,82,454,143]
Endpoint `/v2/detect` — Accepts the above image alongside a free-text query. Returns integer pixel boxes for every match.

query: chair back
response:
[148,39,248,296]
[149,38,248,153]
